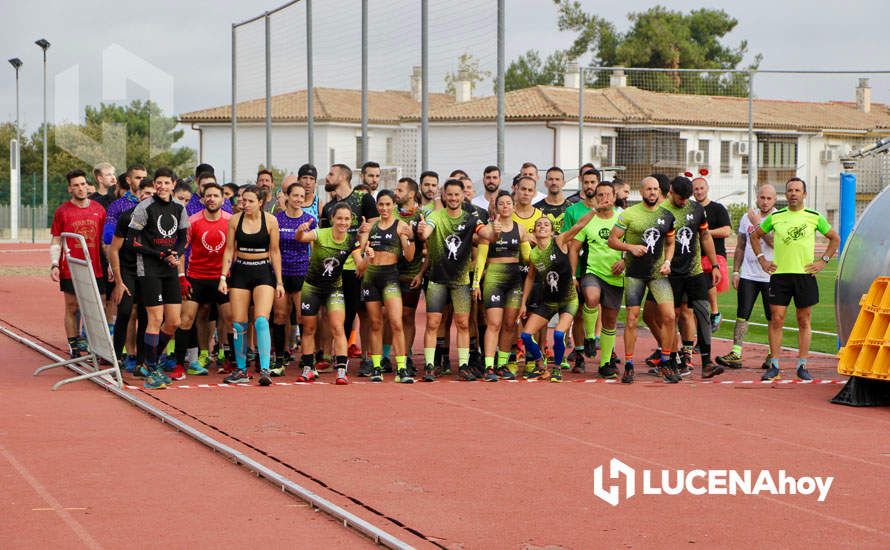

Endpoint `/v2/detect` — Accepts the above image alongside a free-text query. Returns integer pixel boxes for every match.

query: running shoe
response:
[396,368,415,384]
[716,351,743,369]
[224,369,250,384]
[269,357,286,377]
[584,338,598,358]
[621,365,635,384]
[123,356,138,373]
[335,367,349,385]
[258,370,272,386]
[423,363,436,383]
[484,368,499,382]
[701,362,724,379]
[458,364,477,381]
[217,359,234,375]
[186,361,208,376]
[658,364,681,384]
[133,365,149,378]
[295,366,317,383]
[524,366,544,380]
[676,356,693,378]
[796,366,813,381]
[760,353,773,370]
[76,336,89,354]
[437,357,453,376]
[370,367,384,383]
[159,354,176,371]
[348,343,362,358]
[572,352,586,374]
[496,366,516,380]
[143,369,167,390]
[549,367,563,383]
[406,357,417,377]
[157,369,173,385]
[357,359,373,377]
[710,312,722,333]
[761,366,781,381]
[644,349,661,369]
[598,364,619,379]
[315,359,333,373]
[380,356,394,374]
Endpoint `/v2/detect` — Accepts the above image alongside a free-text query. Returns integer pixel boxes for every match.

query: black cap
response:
[298,163,317,179]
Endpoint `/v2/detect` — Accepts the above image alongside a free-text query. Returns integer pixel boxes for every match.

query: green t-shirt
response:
[615,203,676,280]
[305,228,358,289]
[659,199,708,277]
[574,209,623,287]
[425,207,482,285]
[759,207,831,275]
[564,200,595,277]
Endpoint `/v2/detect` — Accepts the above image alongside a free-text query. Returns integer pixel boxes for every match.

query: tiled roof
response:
[423,85,890,132]
[179,87,454,124]
[180,85,890,133]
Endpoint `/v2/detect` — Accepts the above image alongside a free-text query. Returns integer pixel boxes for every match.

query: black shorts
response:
[580,273,623,311]
[361,264,400,303]
[229,258,275,290]
[188,277,228,305]
[737,278,772,321]
[342,269,366,313]
[282,275,305,294]
[60,277,106,295]
[301,281,345,316]
[399,275,422,309]
[768,273,819,309]
[526,284,542,310]
[140,274,181,307]
[668,273,710,305]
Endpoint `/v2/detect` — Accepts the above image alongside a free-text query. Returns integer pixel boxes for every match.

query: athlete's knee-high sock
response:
[582,304,599,339]
[520,332,542,361]
[271,322,286,357]
[174,328,190,365]
[600,328,616,367]
[158,329,173,359]
[233,322,247,372]
[732,319,747,356]
[458,348,469,367]
[692,299,712,364]
[553,331,567,366]
[254,317,271,372]
[144,333,160,368]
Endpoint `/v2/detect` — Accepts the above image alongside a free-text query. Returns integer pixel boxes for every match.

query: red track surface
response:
[2,244,888,548]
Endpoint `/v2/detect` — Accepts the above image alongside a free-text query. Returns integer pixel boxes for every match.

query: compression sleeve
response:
[474,243,489,287]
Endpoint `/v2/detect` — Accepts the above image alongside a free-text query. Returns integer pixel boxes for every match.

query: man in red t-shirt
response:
[175,182,232,378]
[50,169,109,357]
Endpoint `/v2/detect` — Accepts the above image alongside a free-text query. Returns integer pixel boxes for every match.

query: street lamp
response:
[36,39,50,212]
[8,58,22,241]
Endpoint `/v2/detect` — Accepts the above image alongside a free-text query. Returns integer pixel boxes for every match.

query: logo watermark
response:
[54,44,174,169]
[593,458,833,507]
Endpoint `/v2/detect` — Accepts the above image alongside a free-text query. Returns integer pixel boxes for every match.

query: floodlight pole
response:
[36,39,50,212]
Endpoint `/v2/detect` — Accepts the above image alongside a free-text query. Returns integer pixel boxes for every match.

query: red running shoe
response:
[170,364,187,381]
[348,343,362,358]
[295,365,318,383]
[335,366,349,385]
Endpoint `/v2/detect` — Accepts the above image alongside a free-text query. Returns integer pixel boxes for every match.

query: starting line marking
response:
[125,378,847,390]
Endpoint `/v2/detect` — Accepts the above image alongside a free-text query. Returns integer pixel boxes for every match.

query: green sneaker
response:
[549,367,563,383]
[144,369,167,390]
[186,361,209,376]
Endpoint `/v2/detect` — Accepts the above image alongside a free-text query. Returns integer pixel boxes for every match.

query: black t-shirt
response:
[320,188,379,232]
[114,210,138,274]
[128,195,189,277]
[534,197,571,233]
[463,200,489,224]
[703,201,731,257]
[89,192,115,210]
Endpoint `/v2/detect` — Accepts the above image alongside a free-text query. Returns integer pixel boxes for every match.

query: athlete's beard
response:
[583,189,595,200]
[484,183,499,193]
[615,197,627,208]
[205,204,220,214]
[642,195,657,207]
[324,180,339,193]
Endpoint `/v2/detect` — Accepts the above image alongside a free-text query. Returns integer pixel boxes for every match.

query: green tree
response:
[504,49,569,92]
[444,53,493,96]
[552,2,761,96]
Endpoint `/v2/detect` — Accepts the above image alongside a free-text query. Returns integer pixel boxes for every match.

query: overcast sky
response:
[2,0,889,151]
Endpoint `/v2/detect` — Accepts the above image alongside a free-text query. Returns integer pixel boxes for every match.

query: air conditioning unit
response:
[819,149,837,164]
[590,144,609,160]
[733,141,750,156]
[687,150,705,164]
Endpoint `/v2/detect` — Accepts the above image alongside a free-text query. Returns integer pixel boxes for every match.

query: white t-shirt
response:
[737,209,775,283]
[471,194,496,211]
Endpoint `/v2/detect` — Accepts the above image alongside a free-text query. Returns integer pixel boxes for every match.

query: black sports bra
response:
[236,212,270,253]
[489,223,521,259]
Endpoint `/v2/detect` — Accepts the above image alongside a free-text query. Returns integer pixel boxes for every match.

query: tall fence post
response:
[231,23,237,184]
[747,69,755,210]
[31,174,36,243]
[496,0,505,170]
[306,0,314,167]
[578,66,584,170]
[264,12,272,171]
[360,0,368,165]
[421,0,429,171]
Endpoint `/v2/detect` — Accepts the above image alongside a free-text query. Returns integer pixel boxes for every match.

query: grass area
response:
[713,261,838,354]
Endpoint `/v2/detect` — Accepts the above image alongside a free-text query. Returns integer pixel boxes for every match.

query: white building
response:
[180,72,890,224]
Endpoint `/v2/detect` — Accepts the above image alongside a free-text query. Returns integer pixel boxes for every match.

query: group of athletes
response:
[49,157,840,390]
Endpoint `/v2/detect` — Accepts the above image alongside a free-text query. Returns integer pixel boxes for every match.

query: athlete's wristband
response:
[756,253,765,259]
[178,273,186,278]
[219,275,227,281]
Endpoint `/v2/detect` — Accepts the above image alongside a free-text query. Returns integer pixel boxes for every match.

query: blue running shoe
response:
[761,366,781,381]
[159,354,176,371]
[123,356,138,373]
[187,361,208,376]
[796,366,813,381]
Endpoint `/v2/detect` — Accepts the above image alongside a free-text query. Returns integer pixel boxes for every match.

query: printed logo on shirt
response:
[200,230,226,253]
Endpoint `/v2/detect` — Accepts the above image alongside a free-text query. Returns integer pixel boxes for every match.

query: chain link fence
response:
[578,67,890,227]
